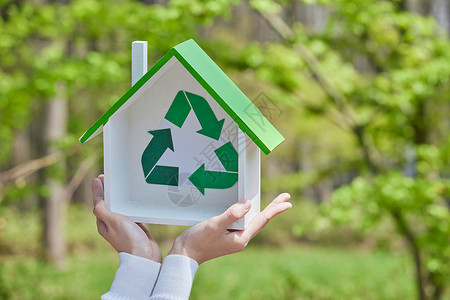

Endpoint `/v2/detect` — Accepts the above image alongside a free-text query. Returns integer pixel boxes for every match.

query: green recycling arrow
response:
[164,91,191,128]
[142,91,238,194]
[214,141,238,172]
[188,142,238,194]
[146,165,178,186]
[165,90,225,140]
[141,128,178,186]
[188,164,238,195]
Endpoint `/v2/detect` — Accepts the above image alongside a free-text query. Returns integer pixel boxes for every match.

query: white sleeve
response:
[150,255,199,300]
[101,252,162,300]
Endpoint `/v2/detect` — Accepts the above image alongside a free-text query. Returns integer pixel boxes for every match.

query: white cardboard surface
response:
[104,57,260,229]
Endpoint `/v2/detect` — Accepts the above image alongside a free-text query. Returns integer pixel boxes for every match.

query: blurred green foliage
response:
[237,0,450,298]
[327,173,450,278]
[1,0,450,299]
[0,205,415,300]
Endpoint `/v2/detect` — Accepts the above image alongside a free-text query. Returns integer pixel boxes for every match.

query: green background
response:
[0,0,449,299]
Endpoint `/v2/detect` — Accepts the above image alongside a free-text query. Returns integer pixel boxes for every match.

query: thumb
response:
[214,199,251,229]
[92,178,104,205]
[93,199,113,225]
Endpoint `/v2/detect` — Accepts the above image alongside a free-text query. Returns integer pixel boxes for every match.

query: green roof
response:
[79,39,284,155]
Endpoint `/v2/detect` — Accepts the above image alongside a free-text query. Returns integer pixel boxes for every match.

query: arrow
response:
[164,91,191,128]
[164,91,225,140]
[214,142,238,172]
[185,92,225,140]
[141,128,178,185]
[188,164,238,195]
[146,165,178,186]
[141,128,174,176]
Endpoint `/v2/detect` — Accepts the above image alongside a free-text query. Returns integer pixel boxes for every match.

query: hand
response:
[92,174,162,263]
[168,193,292,264]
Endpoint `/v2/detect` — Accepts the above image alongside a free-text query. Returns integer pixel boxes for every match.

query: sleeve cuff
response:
[150,254,199,300]
[101,252,162,300]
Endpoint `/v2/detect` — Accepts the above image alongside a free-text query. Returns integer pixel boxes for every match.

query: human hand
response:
[168,193,292,264]
[92,174,162,263]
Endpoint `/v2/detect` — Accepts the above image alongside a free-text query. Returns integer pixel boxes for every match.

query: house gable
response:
[105,57,240,215]
[80,39,284,154]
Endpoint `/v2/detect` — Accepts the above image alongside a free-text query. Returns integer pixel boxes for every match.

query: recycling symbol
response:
[141,90,238,195]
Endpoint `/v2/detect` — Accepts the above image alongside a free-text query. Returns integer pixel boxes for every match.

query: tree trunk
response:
[432,0,450,32]
[42,82,67,267]
[391,209,426,300]
[404,0,432,15]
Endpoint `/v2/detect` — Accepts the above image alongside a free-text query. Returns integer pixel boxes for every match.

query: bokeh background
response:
[0,0,449,299]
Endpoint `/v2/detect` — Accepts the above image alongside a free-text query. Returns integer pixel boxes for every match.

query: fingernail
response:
[238,199,251,210]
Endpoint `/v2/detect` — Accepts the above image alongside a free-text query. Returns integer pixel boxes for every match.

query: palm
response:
[93,175,162,262]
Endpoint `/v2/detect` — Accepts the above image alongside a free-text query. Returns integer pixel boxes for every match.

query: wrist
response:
[168,238,187,256]
[129,245,162,263]
[168,238,201,264]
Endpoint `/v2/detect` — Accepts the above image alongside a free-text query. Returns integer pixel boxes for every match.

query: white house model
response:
[80,39,284,229]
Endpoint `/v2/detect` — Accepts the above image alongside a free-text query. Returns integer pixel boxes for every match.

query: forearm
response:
[101,252,162,300]
[150,255,199,300]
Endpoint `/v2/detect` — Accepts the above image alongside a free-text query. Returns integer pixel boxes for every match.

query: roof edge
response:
[79,48,178,143]
[172,40,285,154]
[80,39,285,155]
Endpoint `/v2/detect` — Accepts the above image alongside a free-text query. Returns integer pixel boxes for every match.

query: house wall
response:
[105,57,251,226]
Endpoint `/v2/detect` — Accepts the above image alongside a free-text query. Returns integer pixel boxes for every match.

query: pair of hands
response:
[92,174,291,264]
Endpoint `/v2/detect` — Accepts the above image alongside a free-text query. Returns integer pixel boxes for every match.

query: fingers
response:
[97,217,108,237]
[93,198,113,225]
[242,193,292,241]
[273,193,291,204]
[92,178,104,205]
[92,176,110,236]
[212,199,251,229]
[98,174,104,185]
